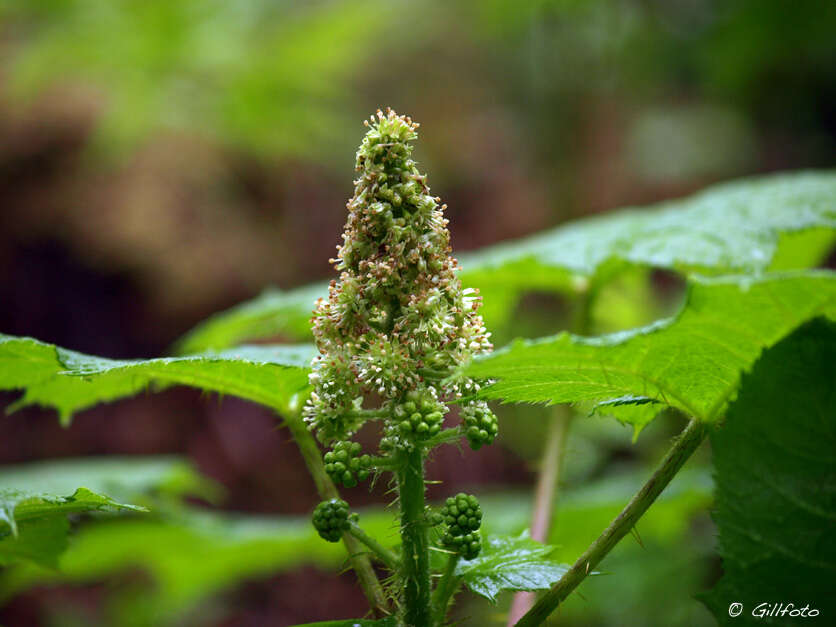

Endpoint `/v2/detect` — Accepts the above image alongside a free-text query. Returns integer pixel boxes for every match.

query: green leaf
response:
[460,170,835,279]
[0,467,710,621]
[0,487,145,538]
[455,533,570,603]
[173,171,836,350]
[175,283,326,352]
[0,506,400,621]
[768,227,836,271]
[0,516,69,569]
[467,273,836,432]
[702,318,836,623]
[0,456,213,568]
[0,456,221,509]
[589,396,665,440]
[0,481,146,569]
[0,334,315,423]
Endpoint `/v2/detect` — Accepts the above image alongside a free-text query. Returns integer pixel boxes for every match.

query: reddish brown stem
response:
[507,409,571,625]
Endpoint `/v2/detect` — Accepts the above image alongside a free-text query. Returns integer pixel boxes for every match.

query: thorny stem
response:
[348,522,401,571]
[398,446,432,627]
[432,553,461,625]
[282,408,390,616]
[514,419,708,627]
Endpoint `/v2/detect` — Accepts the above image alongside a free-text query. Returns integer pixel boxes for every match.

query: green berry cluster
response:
[439,493,483,560]
[312,499,352,542]
[393,390,445,440]
[324,441,373,487]
[461,401,499,450]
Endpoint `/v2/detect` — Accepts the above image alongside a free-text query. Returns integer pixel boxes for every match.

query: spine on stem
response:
[399,447,431,626]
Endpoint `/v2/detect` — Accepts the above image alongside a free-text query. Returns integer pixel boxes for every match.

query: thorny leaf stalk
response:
[305,109,498,626]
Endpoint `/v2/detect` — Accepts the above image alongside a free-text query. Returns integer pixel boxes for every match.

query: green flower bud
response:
[324,440,374,487]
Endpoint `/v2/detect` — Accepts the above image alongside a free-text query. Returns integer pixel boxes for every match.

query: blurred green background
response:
[0,0,833,625]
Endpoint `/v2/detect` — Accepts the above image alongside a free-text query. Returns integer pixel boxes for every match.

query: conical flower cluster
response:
[305,109,492,443]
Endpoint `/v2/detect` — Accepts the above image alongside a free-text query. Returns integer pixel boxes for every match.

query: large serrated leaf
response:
[702,318,836,624]
[467,273,836,432]
[455,533,570,603]
[0,334,314,423]
[173,171,836,351]
[460,170,835,278]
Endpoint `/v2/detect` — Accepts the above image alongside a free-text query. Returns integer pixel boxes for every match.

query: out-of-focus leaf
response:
[480,465,713,560]
[702,318,836,623]
[0,456,216,569]
[468,273,835,434]
[768,227,836,271]
[0,456,222,509]
[0,464,712,622]
[0,487,145,538]
[455,533,569,603]
[174,283,324,352]
[0,507,400,622]
[0,516,69,569]
[0,334,314,423]
[173,171,836,350]
[1,0,404,158]
[0,486,145,569]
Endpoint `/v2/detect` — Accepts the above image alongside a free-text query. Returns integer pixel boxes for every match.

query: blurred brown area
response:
[0,0,834,624]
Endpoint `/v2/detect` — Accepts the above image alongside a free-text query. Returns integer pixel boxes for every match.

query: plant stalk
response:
[348,522,400,571]
[398,446,432,627]
[508,287,593,624]
[432,553,461,625]
[507,409,571,625]
[514,418,707,627]
[282,409,390,616]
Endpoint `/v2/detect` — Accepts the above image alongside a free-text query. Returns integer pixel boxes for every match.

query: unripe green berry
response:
[389,390,446,445]
[312,499,351,542]
[461,401,499,450]
[437,492,483,559]
[324,440,373,487]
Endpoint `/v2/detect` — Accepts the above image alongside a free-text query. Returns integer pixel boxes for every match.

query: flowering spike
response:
[304,109,492,443]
